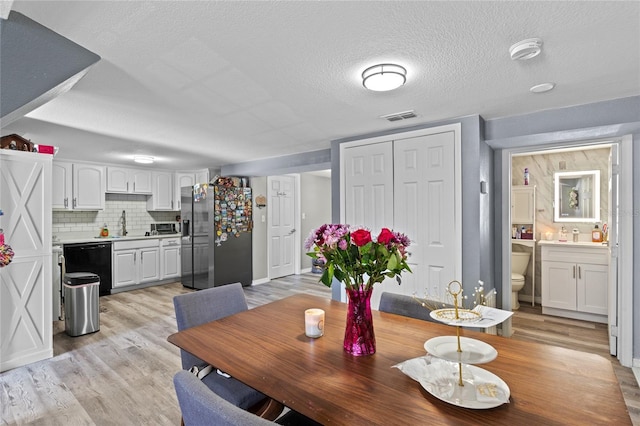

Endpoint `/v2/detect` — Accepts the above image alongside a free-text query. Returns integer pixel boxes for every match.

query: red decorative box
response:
[521,232,533,240]
[37,145,55,154]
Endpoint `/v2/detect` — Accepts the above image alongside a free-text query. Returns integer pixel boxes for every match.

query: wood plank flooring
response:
[1,274,637,425]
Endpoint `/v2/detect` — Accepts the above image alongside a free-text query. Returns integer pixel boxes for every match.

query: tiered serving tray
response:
[420,281,512,409]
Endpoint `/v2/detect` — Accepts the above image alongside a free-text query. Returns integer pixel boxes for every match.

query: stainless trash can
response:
[64,272,100,337]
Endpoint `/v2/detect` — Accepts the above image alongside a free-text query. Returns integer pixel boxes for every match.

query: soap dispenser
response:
[559,226,568,242]
[101,223,109,238]
[592,224,603,243]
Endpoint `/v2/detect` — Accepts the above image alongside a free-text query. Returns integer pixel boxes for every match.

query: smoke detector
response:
[509,38,542,60]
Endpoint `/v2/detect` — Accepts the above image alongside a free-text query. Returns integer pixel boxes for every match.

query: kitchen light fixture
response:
[362,64,407,91]
[509,38,542,60]
[530,82,555,93]
[134,155,154,164]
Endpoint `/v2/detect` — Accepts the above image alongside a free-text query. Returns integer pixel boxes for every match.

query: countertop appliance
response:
[150,222,177,235]
[181,182,252,289]
[63,242,112,296]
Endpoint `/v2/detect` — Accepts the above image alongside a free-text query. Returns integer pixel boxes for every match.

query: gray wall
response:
[299,173,331,270]
[1,12,100,124]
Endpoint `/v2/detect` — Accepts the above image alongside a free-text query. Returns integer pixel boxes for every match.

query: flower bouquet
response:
[305,224,411,355]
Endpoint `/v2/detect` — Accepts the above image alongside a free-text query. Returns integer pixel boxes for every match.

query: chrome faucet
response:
[121,210,127,236]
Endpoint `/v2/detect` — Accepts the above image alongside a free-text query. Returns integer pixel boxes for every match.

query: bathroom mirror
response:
[554,170,600,222]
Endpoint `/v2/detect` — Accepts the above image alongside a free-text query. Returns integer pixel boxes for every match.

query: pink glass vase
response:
[343,288,376,356]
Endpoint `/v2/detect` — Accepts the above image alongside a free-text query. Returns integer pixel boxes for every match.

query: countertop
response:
[53,233,182,245]
[537,239,609,248]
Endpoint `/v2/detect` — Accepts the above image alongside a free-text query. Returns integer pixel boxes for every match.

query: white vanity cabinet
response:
[106,167,152,194]
[53,161,105,210]
[541,243,608,323]
[160,238,181,280]
[112,239,160,288]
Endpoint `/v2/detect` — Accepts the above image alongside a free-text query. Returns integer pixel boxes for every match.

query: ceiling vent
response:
[380,110,417,122]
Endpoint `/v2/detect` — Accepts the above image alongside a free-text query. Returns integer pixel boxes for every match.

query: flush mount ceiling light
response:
[362,63,407,91]
[134,155,154,164]
[530,82,555,93]
[509,38,543,61]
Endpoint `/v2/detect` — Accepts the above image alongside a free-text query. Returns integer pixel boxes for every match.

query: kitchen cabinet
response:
[160,238,181,280]
[112,239,160,288]
[174,169,209,211]
[52,161,105,210]
[541,243,608,322]
[1,150,52,372]
[106,167,152,194]
[147,171,175,211]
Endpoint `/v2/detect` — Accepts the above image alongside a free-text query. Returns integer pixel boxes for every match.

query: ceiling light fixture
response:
[134,155,154,164]
[509,38,543,61]
[530,82,555,93]
[362,64,407,91]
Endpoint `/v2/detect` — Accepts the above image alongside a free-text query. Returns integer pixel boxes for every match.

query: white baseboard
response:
[300,267,312,274]
[251,278,270,286]
[517,294,542,305]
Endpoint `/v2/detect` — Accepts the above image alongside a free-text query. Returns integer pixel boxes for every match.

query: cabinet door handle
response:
[578,266,581,279]
[64,197,68,208]
[573,265,576,279]
[127,182,129,192]
[134,252,136,262]
[73,198,77,208]
[133,182,136,192]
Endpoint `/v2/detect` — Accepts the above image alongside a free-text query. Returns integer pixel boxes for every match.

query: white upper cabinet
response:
[53,161,105,210]
[147,171,175,211]
[511,185,536,224]
[174,169,209,211]
[106,167,152,194]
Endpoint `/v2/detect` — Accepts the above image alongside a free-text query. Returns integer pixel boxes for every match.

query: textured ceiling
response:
[3,1,639,170]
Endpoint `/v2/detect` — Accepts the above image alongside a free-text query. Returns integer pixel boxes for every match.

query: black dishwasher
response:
[63,242,113,296]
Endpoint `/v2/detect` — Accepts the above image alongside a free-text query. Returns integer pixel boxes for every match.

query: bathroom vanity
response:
[540,241,609,323]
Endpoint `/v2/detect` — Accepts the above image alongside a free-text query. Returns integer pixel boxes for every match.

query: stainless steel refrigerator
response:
[181,182,252,289]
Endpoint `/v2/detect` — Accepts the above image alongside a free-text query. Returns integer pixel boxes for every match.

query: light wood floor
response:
[1,274,637,425]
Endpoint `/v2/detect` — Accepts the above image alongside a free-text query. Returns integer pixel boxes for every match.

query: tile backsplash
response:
[53,194,178,237]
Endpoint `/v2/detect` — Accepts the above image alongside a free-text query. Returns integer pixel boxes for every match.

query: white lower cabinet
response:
[161,238,181,280]
[113,240,160,288]
[541,243,608,321]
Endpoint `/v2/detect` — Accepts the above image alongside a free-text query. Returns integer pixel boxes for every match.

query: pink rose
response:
[351,229,372,247]
[377,228,394,245]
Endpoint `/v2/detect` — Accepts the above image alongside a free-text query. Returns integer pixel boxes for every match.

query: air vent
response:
[380,110,417,122]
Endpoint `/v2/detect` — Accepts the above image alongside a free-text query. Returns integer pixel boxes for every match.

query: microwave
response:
[150,223,177,235]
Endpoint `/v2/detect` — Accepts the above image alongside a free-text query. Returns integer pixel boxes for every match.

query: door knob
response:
[289,229,296,235]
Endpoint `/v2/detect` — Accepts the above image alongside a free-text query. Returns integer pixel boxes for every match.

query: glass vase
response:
[343,288,376,356]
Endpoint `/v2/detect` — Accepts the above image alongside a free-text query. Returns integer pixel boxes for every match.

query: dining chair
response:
[378,292,441,322]
[173,283,282,419]
[174,371,323,426]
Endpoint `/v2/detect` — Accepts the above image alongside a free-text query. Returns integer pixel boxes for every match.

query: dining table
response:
[167,293,631,425]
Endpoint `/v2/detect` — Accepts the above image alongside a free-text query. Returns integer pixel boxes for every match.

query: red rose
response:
[351,229,372,247]
[377,228,394,245]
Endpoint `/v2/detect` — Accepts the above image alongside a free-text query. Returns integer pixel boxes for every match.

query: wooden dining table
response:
[167,293,631,425]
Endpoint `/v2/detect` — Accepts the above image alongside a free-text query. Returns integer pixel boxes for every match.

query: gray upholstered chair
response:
[174,370,272,426]
[174,371,323,426]
[379,292,483,332]
[378,292,442,323]
[173,283,282,419]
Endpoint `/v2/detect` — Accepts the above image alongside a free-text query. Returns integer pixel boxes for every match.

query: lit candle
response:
[305,308,325,338]
[545,232,553,241]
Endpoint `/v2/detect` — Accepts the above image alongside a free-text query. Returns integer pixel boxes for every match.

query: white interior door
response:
[268,175,296,279]
[343,141,394,229]
[393,132,457,301]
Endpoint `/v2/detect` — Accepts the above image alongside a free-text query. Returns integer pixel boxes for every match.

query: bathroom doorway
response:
[503,136,633,367]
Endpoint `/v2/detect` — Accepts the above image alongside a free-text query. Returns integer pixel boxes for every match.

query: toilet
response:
[511,251,531,310]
